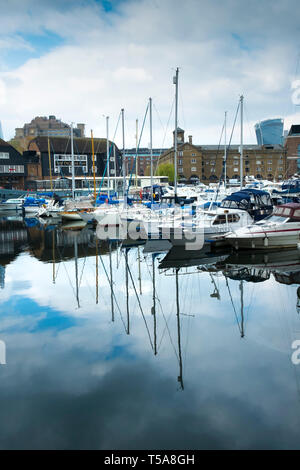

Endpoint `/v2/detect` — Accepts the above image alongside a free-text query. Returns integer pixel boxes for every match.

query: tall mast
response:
[240,95,244,190]
[125,249,129,334]
[113,144,117,193]
[121,109,126,207]
[152,255,157,355]
[74,235,79,308]
[91,129,96,202]
[109,241,114,322]
[47,135,53,194]
[106,116,110,197]
[176,268,184,390]
[95,238,98,304]
[240,280,245,338]
[174,67,179,198]
[149,97,153,204]
[135,118,138,188]
[224,111,227,189]
[71,122,75,199]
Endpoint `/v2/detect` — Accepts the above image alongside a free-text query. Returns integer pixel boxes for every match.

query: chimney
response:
[188,135,193,144]
[77,123,85,138]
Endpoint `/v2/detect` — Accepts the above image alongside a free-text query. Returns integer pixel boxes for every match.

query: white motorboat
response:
[0,197,25,211]
[225,203,300,249]
[151,208,253,249]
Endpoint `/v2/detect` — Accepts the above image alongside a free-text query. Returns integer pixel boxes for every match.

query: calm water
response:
[1,215,300,449]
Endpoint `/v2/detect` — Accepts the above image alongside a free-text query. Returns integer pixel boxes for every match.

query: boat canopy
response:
[273,203,300,220]
[221,189,272,206]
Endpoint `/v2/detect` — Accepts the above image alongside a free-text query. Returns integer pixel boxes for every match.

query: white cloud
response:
[0,0,299,146]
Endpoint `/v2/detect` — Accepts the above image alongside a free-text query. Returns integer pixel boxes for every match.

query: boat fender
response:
[264,236,269,247]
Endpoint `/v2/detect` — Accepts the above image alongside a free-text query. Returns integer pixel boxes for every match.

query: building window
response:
[191,153,196,156]
[179,159,183,165]
[210,168,215,173]
[191,167,197,172]
[0,164,24,173]
[178,151,183,157]
[178,167,183,173]
[267,167,272,172]
[191,158,196,163]
[267,160,273,164]
[256,160,261,165]
[0,152,9,159]
[234,168,238,172]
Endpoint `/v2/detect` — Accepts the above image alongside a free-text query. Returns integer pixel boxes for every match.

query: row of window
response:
[0,152,9,159]
[54,154,88,162]
[0,165,24,173]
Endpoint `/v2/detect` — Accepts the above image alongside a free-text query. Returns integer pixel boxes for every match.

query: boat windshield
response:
[264,214,290,223]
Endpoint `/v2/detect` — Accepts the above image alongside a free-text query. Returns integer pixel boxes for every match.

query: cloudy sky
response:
[0,0,300,148]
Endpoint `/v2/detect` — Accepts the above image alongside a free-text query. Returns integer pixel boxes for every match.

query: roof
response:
[288,125,300,136]
[195,144,284,151]
[276,203,300,209]
[28,136,117,154]
[0,138,9,147]
[223,189,269,202]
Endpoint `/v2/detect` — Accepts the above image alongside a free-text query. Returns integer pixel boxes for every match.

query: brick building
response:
[159,128,286,183]
[285,125,300,177]
[124,148,167,176]
[15,116,85,139]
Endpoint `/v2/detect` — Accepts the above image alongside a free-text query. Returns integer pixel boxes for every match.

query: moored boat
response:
[225,203,300,249]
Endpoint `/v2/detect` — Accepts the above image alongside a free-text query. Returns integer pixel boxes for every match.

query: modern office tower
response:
[0,266,5,289]
[255,119,284,146]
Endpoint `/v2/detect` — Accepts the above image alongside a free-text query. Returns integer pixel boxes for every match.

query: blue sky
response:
[0,0,299,146]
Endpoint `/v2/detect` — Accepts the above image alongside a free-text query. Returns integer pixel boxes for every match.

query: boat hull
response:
[226,231,300,250]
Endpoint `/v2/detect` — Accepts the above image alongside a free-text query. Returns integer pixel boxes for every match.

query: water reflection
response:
[1,217,300,448]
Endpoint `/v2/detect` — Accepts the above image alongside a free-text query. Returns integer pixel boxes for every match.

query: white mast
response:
[224,111,227,189]
[240,95,244,190]
[71,122,75,199]
[121,109,126,207]
[149,97,153,204]
[173,67,179,199]
[106,116,110,197]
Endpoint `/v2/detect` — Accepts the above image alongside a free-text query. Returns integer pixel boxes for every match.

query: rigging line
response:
[126,254,154,351]
[127,102,149,191]
[227,99,241,152]
[178,80,187,132]
[210,118,225,203]
[225,274,242,336]
[143,255,178,356]
[97,110,122,197]
[98,251,127,332]
[152,98,175,173]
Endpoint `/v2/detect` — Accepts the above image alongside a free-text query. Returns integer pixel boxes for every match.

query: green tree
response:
[155,162,176,183]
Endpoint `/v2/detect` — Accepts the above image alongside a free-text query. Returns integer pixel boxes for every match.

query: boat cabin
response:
[269,203,300,222]
[220,189,273,221]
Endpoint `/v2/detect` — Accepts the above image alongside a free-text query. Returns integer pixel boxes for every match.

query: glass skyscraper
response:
[255,119,284,146]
